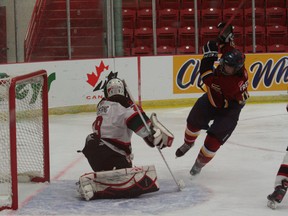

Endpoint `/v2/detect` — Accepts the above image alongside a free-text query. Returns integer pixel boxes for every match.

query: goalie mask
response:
[104,78,126,98]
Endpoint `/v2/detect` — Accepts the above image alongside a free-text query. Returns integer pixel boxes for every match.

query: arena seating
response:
[27,0,288,61]
[157,45,176,55]
[123,0,288,55]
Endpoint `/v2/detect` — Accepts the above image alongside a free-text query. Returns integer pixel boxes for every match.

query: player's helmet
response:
[104,78,126,98]
[220,48,245,74]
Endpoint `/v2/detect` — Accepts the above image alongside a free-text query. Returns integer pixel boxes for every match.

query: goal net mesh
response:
[0,72,48,209]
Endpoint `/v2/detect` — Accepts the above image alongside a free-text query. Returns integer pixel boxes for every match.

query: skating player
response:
[267,104,288,209]
[175,23,249,176]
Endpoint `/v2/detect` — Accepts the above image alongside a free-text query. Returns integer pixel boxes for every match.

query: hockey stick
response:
[219,0,245,36]
[198,0,246,92]
[122,79,185,191]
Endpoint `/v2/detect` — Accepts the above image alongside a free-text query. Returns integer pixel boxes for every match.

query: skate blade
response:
[267,200,277,209]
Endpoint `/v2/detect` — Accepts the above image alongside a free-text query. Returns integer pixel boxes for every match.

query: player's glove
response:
[202,40,218,58]
[144,128,164,148]
[217,23,234,44]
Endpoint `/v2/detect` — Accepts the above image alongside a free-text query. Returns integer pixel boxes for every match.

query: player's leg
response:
[190,105,243,176]
[267,179,288,209]
[267,149,288,209]
[176,93,215,157]
[190,133,221,175]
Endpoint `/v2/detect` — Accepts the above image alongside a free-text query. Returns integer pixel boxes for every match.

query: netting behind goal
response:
[0,70,50,210]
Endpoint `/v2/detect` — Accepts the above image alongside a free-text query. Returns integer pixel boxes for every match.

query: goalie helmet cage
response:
[0,70,50,211]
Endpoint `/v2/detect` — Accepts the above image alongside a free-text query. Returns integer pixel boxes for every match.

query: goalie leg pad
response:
[150,113,174,147]
[77,165,159,200]
[77,179,95,201]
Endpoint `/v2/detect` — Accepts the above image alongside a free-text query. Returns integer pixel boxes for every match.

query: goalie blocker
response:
[77,165,159,200]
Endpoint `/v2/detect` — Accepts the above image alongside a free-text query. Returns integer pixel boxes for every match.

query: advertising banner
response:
[173,54,288,94]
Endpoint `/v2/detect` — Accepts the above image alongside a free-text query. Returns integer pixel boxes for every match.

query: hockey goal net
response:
[0,70,50,210]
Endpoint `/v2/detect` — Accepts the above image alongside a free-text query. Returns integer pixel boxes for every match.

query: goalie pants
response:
[82,133,132,172]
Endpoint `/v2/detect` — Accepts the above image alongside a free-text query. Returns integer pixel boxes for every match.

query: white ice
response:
[1,103,288,216]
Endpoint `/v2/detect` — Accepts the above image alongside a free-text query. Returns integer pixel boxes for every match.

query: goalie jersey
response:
[92,95,151,157]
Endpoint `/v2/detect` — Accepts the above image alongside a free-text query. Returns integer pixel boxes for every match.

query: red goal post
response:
[0,70,50,210]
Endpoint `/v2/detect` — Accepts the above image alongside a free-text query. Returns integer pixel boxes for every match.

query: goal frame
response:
[0,70,50,211]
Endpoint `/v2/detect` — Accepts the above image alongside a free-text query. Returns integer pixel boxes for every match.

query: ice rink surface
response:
[1,102,288,216]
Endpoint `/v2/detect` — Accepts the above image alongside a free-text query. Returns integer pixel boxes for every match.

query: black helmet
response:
[221,49,245,74]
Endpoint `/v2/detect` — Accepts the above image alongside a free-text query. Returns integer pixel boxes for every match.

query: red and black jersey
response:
[199,43,249,108]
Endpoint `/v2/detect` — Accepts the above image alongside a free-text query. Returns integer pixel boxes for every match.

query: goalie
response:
[77,77,174,200]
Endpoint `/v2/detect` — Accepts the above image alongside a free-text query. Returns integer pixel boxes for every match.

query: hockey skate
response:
[175,143,193,157]
[267,179,288,209]
[190,160,203,176]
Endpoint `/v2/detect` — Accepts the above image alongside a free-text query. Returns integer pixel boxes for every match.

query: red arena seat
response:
[265,7,286,26]
[158,0,181,10]
[179,8,200,27]
[178,26,196,47]
[122,9,136,29]
[267,44,287,53]
[156,26,177,47]
[157,45,176,55]
[201,7,222,27]
[177,45,196,54]
[245,25,266,47]
[134,27,153,47]
[266,25,287,46]
[137,8,153,28]
[244,7,265,26]
[131,46,153,56]
[158,8,179,28]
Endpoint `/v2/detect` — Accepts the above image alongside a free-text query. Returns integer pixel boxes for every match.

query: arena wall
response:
[0,54,287,113]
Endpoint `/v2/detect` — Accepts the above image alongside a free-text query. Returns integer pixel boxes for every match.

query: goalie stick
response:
[122,79,185,191]
[150,112,174,147]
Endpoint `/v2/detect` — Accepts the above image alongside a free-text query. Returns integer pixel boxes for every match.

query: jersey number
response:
[93,116,103,137]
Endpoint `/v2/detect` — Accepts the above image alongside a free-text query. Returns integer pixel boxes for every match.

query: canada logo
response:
[86,61,117,92]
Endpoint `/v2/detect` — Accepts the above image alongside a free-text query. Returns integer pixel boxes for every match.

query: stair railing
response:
[24,0,47,62]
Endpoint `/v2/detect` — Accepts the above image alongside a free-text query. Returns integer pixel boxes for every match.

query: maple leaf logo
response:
[86,61,109,87]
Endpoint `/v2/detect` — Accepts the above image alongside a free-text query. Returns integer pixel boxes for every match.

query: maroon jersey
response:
[200,43,249,108]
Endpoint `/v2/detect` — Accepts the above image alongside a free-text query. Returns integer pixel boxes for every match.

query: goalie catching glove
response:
[144,128,163,148]
[144,113,174,149]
